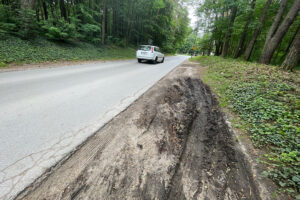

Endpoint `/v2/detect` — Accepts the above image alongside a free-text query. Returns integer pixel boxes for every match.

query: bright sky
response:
[187,1,205,36]
[188,5,197,28]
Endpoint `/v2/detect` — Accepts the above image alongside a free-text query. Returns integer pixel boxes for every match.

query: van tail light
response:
[151,47,154,53]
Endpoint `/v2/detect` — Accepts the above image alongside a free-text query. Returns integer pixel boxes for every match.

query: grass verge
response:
[191,56,300,199]
[0,36,136,65]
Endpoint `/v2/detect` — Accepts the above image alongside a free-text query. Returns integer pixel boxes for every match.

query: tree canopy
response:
[0,0,190,53]
[181,0,300,70]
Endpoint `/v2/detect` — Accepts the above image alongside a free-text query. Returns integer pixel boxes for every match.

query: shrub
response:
[16,8,39,39]
[42,20,76,41]
[78,23,101,43]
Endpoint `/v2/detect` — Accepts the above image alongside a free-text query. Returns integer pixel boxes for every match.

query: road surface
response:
[0,55,188,200]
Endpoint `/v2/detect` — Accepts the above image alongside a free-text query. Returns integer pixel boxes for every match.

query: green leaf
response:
[292,175,300,182]
[261,171,269,177]
[279,181,286,187]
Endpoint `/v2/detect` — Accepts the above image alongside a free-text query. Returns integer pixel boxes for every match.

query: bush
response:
[78,23,101,43]
[0,5,39,39]
[17,8,39,39]
[42,20,76,41]
[0,5,17,36]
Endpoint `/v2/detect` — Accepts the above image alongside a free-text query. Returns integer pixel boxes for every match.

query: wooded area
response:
[181,0,300,70]
[0,0,189,53]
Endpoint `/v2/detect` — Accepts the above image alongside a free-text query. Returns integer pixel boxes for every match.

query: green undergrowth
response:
[0,36,136,65]
[191,56,300,198]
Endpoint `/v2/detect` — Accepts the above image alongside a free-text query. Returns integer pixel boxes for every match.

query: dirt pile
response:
[17,64,269,200]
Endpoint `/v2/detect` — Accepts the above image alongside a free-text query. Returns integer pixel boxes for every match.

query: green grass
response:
[0,36,136,65]
[191,56,300,198]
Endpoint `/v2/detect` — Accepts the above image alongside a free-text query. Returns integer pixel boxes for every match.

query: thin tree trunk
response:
[50,2,55,21]
[259,0,300,64]
[60,0,67,20]
[221,0,238,57]
[36,8,39,21]
[234,0,256,58]
[125,0,133,44]
[208,38,213,56]
[102,0,107,45]
[128,2,135,43]
[244,0,272,61]
[105,5,108,35]
[215,40,220,56]
[281,25,300,71]
[42,1,48,20]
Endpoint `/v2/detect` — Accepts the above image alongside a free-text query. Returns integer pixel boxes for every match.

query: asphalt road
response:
[0,55,188,200]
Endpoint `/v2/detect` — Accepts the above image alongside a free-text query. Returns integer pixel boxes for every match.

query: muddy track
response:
[16,64,267,200]
[167,78,260,200]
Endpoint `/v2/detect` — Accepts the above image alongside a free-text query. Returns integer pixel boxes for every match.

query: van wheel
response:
[153,57,158,64]
[161,57,164,63]
[138,59,142,63]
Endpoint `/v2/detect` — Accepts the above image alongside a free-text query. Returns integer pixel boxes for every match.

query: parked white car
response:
[136,45,165,64]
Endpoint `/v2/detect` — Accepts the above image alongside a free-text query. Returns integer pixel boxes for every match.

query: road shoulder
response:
[16,61,289,200]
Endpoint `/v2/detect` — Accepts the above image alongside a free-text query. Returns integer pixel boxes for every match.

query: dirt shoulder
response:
[16,61,289,200]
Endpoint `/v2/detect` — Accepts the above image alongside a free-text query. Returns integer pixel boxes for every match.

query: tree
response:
[281,24,300,70]
[102,0,106,45]
[265,0,288,44]
[234,0,256,58]
[42,1,48,20]
[221,0,238,57]
[259,0,300,64]
[59,0,67,21]
[243,0,272,61]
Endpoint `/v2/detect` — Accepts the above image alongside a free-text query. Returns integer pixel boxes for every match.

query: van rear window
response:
[139,45,151,51]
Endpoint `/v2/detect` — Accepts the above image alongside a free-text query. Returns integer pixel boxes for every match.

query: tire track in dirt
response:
[167,78,261,200]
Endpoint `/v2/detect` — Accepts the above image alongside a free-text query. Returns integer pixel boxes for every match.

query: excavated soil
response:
[16,63,272,200]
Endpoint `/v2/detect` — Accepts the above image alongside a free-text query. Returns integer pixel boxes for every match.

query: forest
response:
[0,0,189,53]
[181,0,300,71]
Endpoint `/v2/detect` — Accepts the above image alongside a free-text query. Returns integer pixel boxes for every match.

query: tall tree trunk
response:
[244,0,272,61]
[265,0,288,43]
[234,0,256,58]
[126,0,131,43]
[105,5,108,35]
[102,0,107,45]
[215,40,220,55]
[215,41,223,56]
[42,1,48,20]
[207,38,213,56]
[281,25,300,71]
[281,23,300,59]
[59,0,67,20]
[50,2,55,20]
[259,0,300,64]
[221,0,238,57]
[36,8,39,21]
